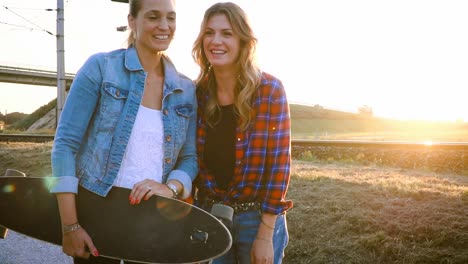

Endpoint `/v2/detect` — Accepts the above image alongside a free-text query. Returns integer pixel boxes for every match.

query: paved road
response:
[0,229,72,264]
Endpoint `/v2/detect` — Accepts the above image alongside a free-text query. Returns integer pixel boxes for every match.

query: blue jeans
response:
[212,210,289,264]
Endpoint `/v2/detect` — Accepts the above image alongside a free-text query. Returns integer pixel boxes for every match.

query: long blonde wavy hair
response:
[192,2,261,131]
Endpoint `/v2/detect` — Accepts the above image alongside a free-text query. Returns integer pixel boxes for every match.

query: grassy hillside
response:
[289,104,468,142]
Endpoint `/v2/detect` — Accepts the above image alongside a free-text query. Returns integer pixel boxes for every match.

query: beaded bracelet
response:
[63,223,82,234]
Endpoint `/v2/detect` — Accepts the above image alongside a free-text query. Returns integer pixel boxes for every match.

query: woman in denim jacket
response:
[49,0,197,263]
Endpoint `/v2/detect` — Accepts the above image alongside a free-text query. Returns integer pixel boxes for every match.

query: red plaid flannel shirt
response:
[196,72,293,215]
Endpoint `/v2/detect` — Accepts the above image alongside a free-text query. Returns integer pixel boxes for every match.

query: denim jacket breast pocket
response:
[173,103,194,144]
[98,83,129,132]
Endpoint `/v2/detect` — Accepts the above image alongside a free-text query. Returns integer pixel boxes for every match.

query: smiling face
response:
[128,0,176,53]
[202,14,241,71]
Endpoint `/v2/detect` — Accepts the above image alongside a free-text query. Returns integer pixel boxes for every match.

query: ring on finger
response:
[145,185,151,191]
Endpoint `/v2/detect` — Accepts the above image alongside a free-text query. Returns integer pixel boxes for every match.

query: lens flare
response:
[155,197,192,221]
[2,184,15,193]
[44,176,57,189]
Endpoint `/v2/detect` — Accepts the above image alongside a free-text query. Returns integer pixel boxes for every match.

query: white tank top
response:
[114,105,164,189]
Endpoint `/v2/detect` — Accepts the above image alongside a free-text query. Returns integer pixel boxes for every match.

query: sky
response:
[0,0,467,122]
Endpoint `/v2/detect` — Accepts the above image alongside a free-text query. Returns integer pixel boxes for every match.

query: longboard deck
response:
[0,176,232,263]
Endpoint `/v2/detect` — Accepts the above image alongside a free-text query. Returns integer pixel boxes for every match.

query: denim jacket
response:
[50,47,198,198]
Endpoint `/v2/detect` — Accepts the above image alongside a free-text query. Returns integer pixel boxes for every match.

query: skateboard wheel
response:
[210,204,234,232]
[211,204,234,222]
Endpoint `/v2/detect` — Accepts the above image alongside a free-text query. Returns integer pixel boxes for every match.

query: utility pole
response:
[56,0,66,128]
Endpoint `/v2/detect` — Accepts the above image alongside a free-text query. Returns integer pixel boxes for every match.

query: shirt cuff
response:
[48,176,79,194]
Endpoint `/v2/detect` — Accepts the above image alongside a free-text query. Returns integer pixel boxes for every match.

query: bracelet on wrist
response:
[165,182,180,199]
[63,223,81,234]
[261,218,275,229]
[256,236,273,242]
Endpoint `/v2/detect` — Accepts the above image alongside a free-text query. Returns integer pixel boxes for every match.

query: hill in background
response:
[290,104,467,141]
[1,99,56,133]
[2,100,467,142]
[0,112,28,126]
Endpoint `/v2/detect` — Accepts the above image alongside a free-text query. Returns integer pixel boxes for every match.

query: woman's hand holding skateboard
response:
[62,223,99,259]
[129,179,182,205]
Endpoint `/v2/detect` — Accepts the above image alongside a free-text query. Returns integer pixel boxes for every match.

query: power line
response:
[2,5,54,36]
[0,21,31,29]
[2,6,50,11]
[0,21,46,32]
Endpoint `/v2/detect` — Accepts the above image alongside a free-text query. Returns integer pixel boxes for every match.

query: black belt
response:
[201,198,261,215]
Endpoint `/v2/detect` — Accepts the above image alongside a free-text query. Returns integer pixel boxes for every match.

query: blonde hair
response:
[192,2,261,131]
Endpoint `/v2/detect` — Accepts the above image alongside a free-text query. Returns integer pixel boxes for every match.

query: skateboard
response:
[0,176,232,263]
[1,169,26,239]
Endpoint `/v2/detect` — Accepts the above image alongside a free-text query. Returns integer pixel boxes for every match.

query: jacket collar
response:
[161,55,180,92]
[124,47,143,71]
[124,47,181,92]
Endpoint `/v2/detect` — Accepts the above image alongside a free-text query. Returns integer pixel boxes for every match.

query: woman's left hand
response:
[129,179,172,205]
[251,237,274,264]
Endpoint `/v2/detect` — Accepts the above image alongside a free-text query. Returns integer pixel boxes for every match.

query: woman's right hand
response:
[56,193,99,259]
[62,226,99,259]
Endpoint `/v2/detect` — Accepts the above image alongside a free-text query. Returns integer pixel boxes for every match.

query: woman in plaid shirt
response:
[192,2,293,264]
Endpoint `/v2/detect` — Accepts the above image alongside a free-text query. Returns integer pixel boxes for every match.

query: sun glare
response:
[423,140,433,146]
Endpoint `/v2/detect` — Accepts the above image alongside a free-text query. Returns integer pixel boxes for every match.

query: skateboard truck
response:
[190,229,209,244]
[190,204,233,245]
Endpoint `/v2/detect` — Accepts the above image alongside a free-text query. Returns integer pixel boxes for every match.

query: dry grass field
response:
[0,142,53,177]
[1,142,467,263]
[287,161,467,264]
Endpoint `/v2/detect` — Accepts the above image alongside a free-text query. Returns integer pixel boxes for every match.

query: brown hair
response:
[126,0,143,47]
[126,0,176,47]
